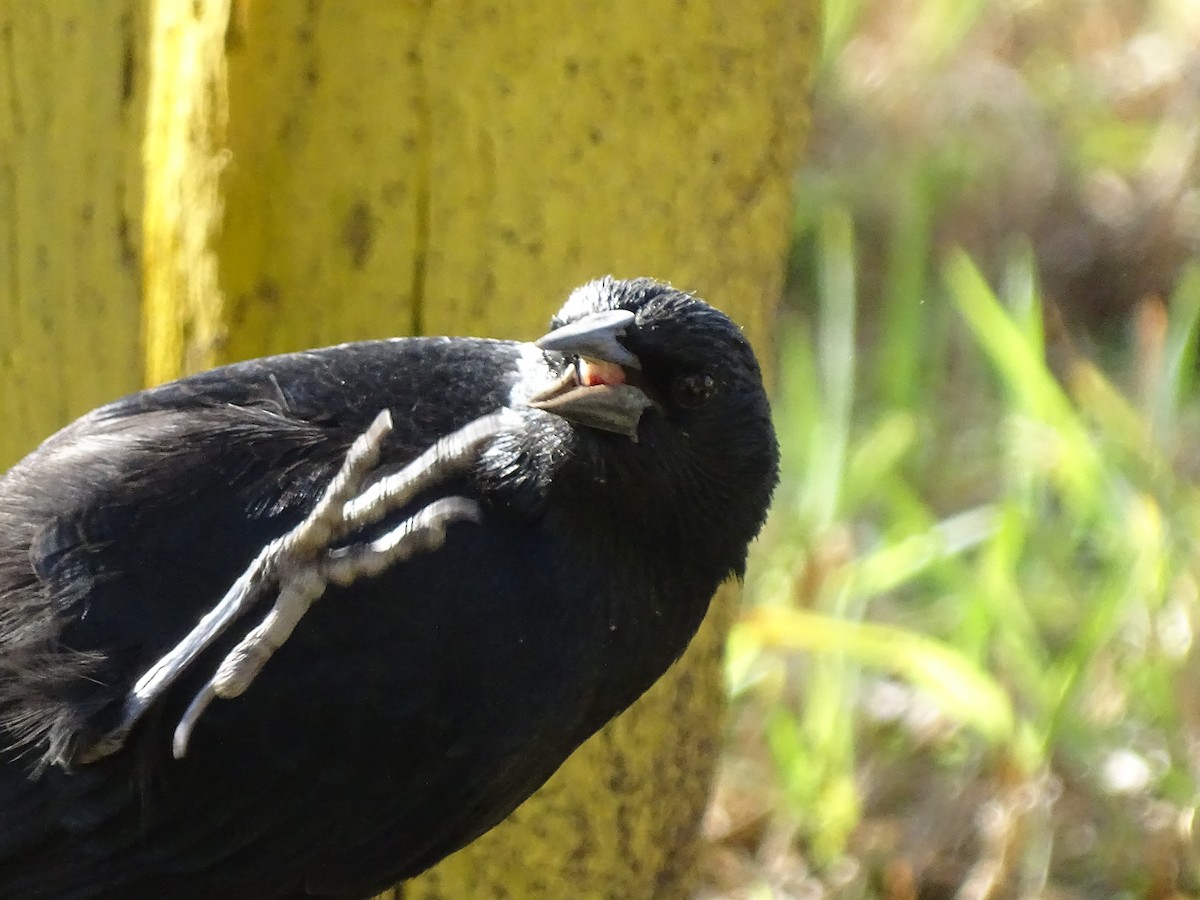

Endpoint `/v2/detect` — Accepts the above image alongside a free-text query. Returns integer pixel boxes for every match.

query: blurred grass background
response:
[702,0,1200,896]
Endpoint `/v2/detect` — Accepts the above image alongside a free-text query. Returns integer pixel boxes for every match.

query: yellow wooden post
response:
[2,1,818,895]
[0,2,148,467]
[142,0,231,384]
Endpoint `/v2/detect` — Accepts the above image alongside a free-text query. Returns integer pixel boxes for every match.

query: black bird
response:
[0,277,778,899]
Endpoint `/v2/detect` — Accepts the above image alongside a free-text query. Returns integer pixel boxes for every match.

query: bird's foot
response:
[75,409,515,765]
[170,494,482,759]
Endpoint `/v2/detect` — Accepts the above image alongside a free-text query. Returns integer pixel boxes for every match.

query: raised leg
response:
[75,409,515,764]
[172,495,482,759]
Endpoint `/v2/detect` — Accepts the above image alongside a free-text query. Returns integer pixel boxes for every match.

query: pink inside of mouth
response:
[578,358,627,387]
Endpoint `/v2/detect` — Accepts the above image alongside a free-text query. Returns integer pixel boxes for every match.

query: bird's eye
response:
[671,372,717,408]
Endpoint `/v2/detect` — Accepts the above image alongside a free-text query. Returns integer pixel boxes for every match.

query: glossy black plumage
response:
[0,277,778,899]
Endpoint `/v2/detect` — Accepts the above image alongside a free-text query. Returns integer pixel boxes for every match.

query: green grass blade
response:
[739,606,1016,743]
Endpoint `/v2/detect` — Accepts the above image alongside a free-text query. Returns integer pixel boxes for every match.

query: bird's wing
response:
[0,402,344,750]
[0,336,522,761]
[0,400,360,895]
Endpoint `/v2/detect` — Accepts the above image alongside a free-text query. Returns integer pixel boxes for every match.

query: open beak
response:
[528,309,655,441]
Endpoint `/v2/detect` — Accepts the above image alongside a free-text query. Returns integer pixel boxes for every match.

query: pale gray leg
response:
[76,409,515,764]
[171,495,480,758]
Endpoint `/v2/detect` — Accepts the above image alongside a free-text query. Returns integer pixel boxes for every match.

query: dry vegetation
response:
[701,1,1200,896]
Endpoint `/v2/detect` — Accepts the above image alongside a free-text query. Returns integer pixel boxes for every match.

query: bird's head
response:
[487,277,779,581]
